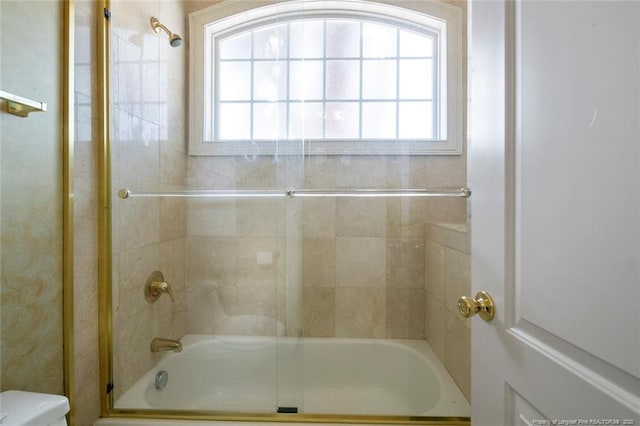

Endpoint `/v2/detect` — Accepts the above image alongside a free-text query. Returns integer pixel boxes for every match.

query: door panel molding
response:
[506,384,548,426]
[508,323,640,413]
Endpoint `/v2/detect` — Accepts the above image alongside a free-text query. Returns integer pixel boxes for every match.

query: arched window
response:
[189,0,462,155]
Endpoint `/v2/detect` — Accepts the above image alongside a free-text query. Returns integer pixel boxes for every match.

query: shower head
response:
[169,33,183,48]
[150,17,183,48]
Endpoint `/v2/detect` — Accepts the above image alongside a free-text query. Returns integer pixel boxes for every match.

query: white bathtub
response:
[102,335,469,423]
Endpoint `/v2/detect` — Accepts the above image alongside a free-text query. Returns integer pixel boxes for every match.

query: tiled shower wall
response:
[109,0,188,401]
[185,155,467,340]
[425,222,471,400]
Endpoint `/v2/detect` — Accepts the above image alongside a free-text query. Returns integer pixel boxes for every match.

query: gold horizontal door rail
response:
[0,89,47,117]
[117,187,471,199]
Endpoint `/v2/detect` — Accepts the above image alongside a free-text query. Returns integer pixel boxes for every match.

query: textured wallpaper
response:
[0,0,64,394]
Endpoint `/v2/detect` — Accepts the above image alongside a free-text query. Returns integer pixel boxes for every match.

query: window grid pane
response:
[215,17,437,141]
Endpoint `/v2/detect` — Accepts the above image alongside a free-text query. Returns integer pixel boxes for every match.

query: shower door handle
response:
[457,291,495,321]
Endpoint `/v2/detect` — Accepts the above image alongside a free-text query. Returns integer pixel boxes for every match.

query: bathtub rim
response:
[107,335,470,425]
[100,411,471,425]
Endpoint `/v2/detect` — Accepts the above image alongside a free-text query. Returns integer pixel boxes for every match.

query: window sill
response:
[188,139,462,156]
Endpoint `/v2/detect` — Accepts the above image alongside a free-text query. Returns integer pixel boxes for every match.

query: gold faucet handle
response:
[151,281,175,302]
[145,271,175,303]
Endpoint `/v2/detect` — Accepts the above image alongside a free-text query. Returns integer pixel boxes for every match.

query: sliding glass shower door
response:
[105,0,470,420]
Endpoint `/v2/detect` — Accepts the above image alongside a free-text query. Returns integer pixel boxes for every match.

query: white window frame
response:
[189,0,463,156]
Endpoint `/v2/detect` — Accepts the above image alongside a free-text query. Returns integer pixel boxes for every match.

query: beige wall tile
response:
[425,240,445,301]
[444,310,471,401]
[385,288,425,339]
[424,156,466,187]
[185,286,225,334]
[237,237,278,286]
[335,156,387,188]
[425,197,468,223]
[422,155,468,223]
[117,244,161,319]
[386,198,425,237]
[110,1,160,60]
[160,196,187,242]
[336,237,386,288]
[303,287,336,337]
[336,198,387,237]
[425,222,470,254]
[386,156,429,188]
[235,285,278,318]
[386,238,425,288]
[187,236,236,288]
[424,233,471,403]
[74,261,100,413]
[303,155,336,188]
[117,198,160,250]
[280,199,302,237]
[73,347,100,426]
[302,238,336,287]
[117,125,160,186]
[425,293,446,362]
[160,144,188,186]
[237,200,279,237]
[159,238,188,338]
[236,156,277,188]
[74,177,99,265]
[302,198,336,237]
[275,157,305,188]
[276,235,304,337]
[335,288,386,338]
[187,199,237,237]
[279,271,304,337]
[208,285,279,335]
[188,156,237,188]
[113,309,163,400]
[444,247,471,319]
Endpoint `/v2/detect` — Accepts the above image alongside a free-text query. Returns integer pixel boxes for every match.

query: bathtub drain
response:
[155,370,169,390]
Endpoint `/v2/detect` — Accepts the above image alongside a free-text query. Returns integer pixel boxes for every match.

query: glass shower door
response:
[106,0,471,419]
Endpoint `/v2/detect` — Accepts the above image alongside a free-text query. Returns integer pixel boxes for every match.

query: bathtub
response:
[100,335,470,424]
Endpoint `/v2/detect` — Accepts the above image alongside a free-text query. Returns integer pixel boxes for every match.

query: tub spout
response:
[151,337,182,353]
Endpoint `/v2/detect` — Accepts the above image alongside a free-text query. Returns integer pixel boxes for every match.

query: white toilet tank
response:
[0,390,69,426]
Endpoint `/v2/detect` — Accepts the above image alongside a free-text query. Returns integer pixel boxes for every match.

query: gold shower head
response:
[150,17,182,47]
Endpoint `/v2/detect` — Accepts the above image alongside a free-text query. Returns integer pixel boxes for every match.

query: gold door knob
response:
[457,291,495,321]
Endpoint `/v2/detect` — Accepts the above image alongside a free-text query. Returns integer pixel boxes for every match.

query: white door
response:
[468,0,640,424]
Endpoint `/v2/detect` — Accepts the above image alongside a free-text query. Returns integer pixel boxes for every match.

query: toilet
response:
[0,390,69,425]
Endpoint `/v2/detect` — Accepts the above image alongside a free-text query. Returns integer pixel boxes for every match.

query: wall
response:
[0,0,64,394]
[185,157,466,340]
[109,0,189,401]
[424,222,470,400]
[73,1,101,423]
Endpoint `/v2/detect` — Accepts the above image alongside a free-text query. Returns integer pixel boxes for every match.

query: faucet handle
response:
[145,271,175,303]
[151,280,175,302]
